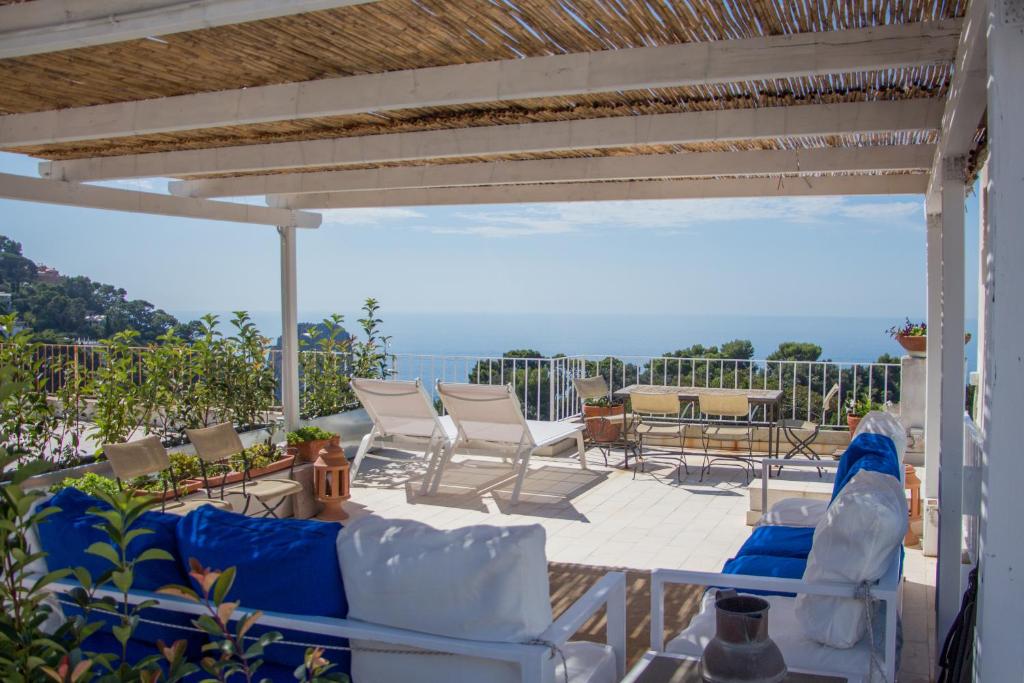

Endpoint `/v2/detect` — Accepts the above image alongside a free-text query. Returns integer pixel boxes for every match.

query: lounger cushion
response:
[853,411,907,462]
[337,517,553,683]
[720,555,807,597]
[796,470,907,649]
[177,506,351,677]
[831,433,900,500]
[666,591,874,680]
[760,498,828,528]
[735,525,815,559]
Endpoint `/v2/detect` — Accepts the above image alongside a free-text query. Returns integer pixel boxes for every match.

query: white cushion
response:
[667,591,874,679]
[337,517,554,683]
[853,411,907,465]
[760,498,828,528]
[796,470,907,649]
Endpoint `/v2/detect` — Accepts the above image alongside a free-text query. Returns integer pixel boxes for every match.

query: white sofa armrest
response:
[539,571,626,678]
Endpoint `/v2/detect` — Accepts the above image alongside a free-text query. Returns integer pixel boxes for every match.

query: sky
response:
[0,151,980,324]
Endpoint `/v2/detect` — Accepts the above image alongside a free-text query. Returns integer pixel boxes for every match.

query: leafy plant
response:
[49,472,121,498]
[887,318,927,338]
[91,330,148,451]
[225,312,276,431]
[299,314,354,419]
[351,299,391,382]
[845,396,875,418]
[0,313,58,465]
[286,427,335,445]
[583,396,615,408]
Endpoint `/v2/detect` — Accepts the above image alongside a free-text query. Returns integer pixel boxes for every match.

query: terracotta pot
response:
[896,334,927,358]
[248,454,295,478]
[847,415,863,433]
[294,438,332,462]
[583,403,624,442]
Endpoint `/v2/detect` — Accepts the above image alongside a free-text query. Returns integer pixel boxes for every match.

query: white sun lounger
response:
[350,378,457,493]
[435,382,586,505]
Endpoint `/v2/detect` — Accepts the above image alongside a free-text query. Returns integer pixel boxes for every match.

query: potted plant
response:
[236,441,295,478]
[582,396,624,443]
[286,426,339,462]
[845,397,874,433]
[887,318,973,358]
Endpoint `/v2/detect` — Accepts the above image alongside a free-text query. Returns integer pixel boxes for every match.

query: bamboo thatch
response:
[1,0,964,162]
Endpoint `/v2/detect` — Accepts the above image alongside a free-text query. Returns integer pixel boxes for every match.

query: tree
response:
[767,341,822,361]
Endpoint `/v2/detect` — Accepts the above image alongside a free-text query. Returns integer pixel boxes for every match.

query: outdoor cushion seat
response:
[703,425,752,440]
[830,433,900,500]
[720,555,808,596]
[760,498,828,528]
[735,525,815,559]
[221,477,303,500]
[666,591,875,681]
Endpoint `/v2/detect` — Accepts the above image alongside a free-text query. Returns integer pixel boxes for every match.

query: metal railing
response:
[387,353,902,424]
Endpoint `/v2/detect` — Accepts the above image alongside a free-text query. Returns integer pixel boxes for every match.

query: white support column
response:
[936,155,967,645]
[974,163,989,426]
[977,0,1024,679]
[278,226,300,431]
[923,210,942,556]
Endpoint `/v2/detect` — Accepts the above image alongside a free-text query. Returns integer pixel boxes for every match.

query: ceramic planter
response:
[189,454,296,488]
[583,403,624,442]
[896,334,927,358]
[132,479,202,501]
[847,415,863,433]
[293,434,339,462]
[248,454,295,478]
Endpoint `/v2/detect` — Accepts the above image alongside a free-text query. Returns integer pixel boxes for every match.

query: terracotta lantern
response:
[904,464,922,546]
[313,438,350,521]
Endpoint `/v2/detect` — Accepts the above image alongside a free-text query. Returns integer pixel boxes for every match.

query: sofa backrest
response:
[831,432,901,501]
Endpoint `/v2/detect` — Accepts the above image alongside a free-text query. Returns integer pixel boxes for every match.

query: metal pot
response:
[700,590,787,683]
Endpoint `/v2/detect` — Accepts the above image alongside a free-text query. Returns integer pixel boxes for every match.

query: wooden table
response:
[621,651,847,683]
[614,385,785,457]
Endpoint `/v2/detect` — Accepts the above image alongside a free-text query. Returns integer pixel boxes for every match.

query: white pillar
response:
[922,210,942,556]
[976,1,1024,679]
[936,155,967,645]
[278,225,300,430]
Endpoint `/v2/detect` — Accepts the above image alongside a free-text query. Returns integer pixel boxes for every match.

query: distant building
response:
[35,265,61,284]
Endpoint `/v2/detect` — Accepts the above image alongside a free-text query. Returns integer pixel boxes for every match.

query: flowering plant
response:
[886,318,926,338]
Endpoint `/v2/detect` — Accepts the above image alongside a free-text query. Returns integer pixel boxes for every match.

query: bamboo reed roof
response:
[1,0,963,164]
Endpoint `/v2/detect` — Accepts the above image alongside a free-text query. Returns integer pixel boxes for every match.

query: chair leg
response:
[575,431,588,471]
[428,442,455,496]
[510,446,533,505]
[351,430,375,481]
[420,438,443,496]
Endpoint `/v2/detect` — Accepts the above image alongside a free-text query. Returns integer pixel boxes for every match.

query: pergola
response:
[0,0,1019,677]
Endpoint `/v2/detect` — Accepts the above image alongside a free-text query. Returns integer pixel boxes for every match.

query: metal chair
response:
[102,435,231,514]
[777,384,840,472]
[697,393,756,483]
[186,423,302,518]
[572,375,637,467]
[630,390,690,481]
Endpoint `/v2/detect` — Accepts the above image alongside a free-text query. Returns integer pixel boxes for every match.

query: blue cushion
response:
[735,525,815,560]
[37,488,188,591]
[831,433,900,500]
[176,506,350,677]
[720,555,808,597]
[39,488,204,652]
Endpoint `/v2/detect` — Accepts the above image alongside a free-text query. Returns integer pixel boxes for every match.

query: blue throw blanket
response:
[831,432,900,500]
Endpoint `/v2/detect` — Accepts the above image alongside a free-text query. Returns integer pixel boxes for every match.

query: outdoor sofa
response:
[649,415,908,682]
[31,489,625,683]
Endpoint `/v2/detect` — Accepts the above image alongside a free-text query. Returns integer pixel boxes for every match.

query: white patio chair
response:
[435,382,586,505]
[350,378,457,494]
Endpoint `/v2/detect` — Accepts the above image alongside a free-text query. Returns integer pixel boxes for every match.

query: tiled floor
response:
[342,444,938,681]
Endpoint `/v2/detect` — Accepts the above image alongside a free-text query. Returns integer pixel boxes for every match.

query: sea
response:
[168,310,980,371]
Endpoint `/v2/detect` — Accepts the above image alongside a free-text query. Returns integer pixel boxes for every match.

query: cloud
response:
[319,207,426,226]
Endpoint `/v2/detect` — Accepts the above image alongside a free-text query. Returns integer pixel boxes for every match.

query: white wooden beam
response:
[267,174,928,209]
[976,0,1024,678]
[0,172,320,227]
[0,0,378,59]
[170,145,935,198]
[41,99,945,182]
[925,0,987,212]
[0,21,959,147]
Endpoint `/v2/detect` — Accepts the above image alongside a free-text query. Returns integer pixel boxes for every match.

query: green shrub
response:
[286,426,335,445]
[48,471,120,497]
